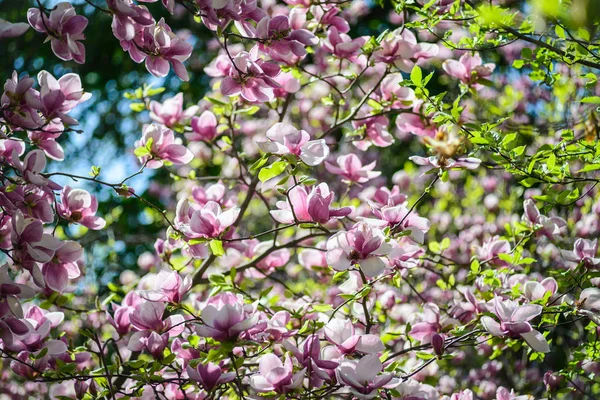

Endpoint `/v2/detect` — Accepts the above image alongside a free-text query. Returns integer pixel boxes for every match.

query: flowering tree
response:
[2,0,600,398]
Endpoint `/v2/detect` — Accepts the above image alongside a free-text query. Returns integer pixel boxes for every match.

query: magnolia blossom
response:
[250,353,305,394]
[127,301,185,354]
[186,362,236,392]
[522,199,566,240]
[139,269,191,303]
[149,93,199,128]
[57,186,106,230]
[325,154,381,183]
[336,354,398,399]
[106,0,154,41]
[257,123,329,166]
[481,298,550,353]
[523,278,558,302]
[41,241,83,292]
[561,238,600,268]
[2,71,45,130]
[443,53,495,84]
[270,184,351,224]
[0,19,29,39]
[37,70,91,125]
[374,29,439,72]
[578,288,600,324]
[120,18,193,80]
[323,27,366,60]
[186,110,219,142]
[326,222,392,278]
[12,150,60,189]
[136,124,193,168]
[196,292,259,341]
[27,3,88,63]
[284,335,338,387]
[183,201,240,239]
[324,318,384,355]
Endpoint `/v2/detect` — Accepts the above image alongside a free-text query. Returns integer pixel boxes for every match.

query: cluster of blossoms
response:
[2,0,600,399]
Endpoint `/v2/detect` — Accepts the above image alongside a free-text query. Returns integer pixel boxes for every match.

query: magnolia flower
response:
[0,19,29,39]
[577,288,600,324]
[27,2,88,63]
[149,93,199,128]
[106,0,154,41]
[57,186,106,230]
[186,110,219,142]
[120,18,193,81]
[138,269,191,303]
[0,263,35,319]
[12,150,60,189]
[37,70,91,125]
[270,184,351,224]
[324,318,384,355]
[1,71,45,130]
[257,123,329,166]
[196,292,259,341]
[27,122,65,161]
[41,241,83,292]
[336,354,398,399]
[250,353,305,394]
[443,53,495,84]
[186,362,236,392]
[374,29,439,72]
[522,199,566,240]
[323,27,366,60]
[325,154,381,183]
[284,335,339,387]
[524,278,558,302]
[326,222,392,278]
[561,238,600,268]
[184,201,240,239]
[481,298,550,353]
[127,301,185,352]
[107,292,142,336]
[136,124,193,169]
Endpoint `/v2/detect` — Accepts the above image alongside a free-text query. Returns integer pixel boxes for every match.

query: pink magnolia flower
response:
[250,353,305,394]
[326,222,392,278]
[0,183,54,223]
[561,238,600,268]
[257,123,329,166]
[270,184,351,224]
[244,15,317,64]
[37,70,91,125]
[183,201,240,239]
[311,6,349,33]
[0,263,35,319]
[325,154,381,184]
[579,288,600,312]
[107,292,142,336]
[409,304,443,343]
[443,53,495,84]
[0,19,29,39]
[136,124,193,169]
[186,362,236,392]
[27,2,88,64]
[4,306,66,356]
[139,269,191,303]
[284,334,339,387]
[395,110,437,138]
[57,186,106,230]
[221,46,281,102]
[322,27,366,61]
[496,387,533,400]
[352,115,394,150]
[409,155,481,171]
[524,278,558,302]
[120,18,193,81]
[522,199,566,240]
[128,301,185,352]
[41,241,83,293]
[324,318,384,355]
[374,29,439,73]
[186,110,219,142]
[475,237,511,266]
[149,93,199,128]
[12,149,61,189]
[196,292,259,341]
[106,0,154,41]
[11,210,61,283]
[28,122,65,161]
[364,203,430,244]
[1,71,44,130]
[481,298,550,353]
[336,354,398,399]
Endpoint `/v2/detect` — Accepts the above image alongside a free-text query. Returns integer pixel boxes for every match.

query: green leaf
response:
[134,147,150,157]
[410,65,423,86]
[130,102,145,112]
[209,240,225,256]
[258,160,288,182]
[580,96,600,104]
